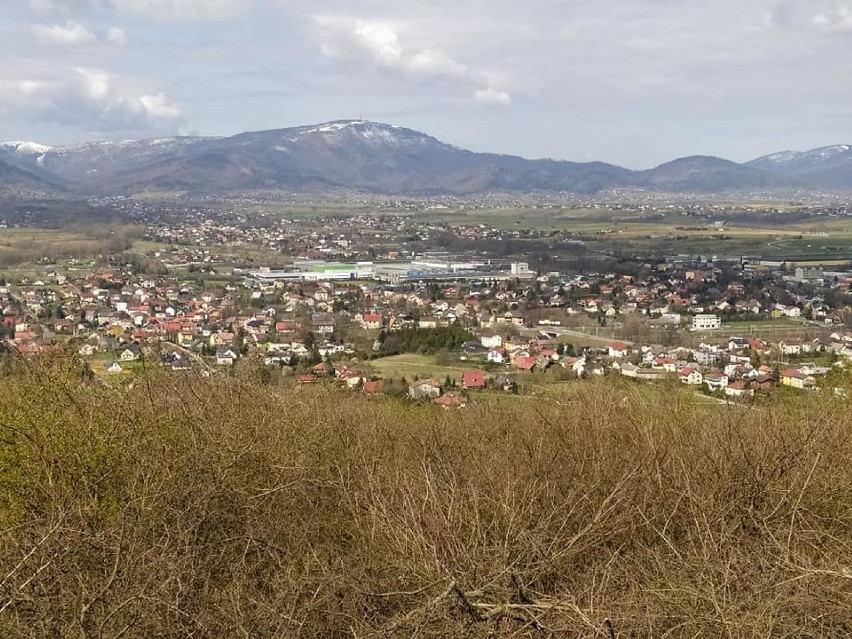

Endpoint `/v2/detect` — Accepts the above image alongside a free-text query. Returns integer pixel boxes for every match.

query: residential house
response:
[513,356,537,373]
[216,347,238,366]
[493,374,517,392]
[487,348,507,364]
[705,371,729,392]
[679,367,704,385]
[725,380,754,399]
[409,379,443,400]
[119,345,141,362]
[311,313,335,334]
[781,369,815,390]
[361,313,383,330]
[461,370,487,390]
[105,361,124,374]
[608,342,629,358]
[363,380,383,394]
[434,393,466,408]
[481,333,503,349]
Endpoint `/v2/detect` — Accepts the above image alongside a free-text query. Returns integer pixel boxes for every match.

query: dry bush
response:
[0,355,851,637]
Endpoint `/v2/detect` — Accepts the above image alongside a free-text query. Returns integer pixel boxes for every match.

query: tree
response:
[304,331,316,350]
[435,348,451,366]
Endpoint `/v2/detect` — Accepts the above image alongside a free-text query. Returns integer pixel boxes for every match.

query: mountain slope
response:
[747,145,852,189]
[0,153,64,194]
[0,121,817,196]
[104,121,640,195]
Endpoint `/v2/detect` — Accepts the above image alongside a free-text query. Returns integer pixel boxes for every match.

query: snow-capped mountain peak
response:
[750,144,852,167]
[281,120,441,148]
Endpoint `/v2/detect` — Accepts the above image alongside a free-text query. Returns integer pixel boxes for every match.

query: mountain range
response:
[1,120,851,197]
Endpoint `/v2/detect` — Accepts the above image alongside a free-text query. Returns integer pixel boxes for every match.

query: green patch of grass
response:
[369,353,481,382]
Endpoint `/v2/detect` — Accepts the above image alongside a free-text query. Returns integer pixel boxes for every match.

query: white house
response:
[608,342,629,358]
[487,348,507,364]
[481,334,504,349]
[725,381,754,398]
[679,367,703,385]
[216,347,238,366]
[705,372,729,392]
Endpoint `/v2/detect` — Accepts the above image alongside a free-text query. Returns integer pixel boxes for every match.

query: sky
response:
[1,0,851,168]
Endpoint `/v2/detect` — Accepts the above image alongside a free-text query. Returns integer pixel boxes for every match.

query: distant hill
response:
[1,121,846,196]
[639,156,795,193]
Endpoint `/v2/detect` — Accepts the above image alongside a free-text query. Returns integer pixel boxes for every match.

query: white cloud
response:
[113,0,251,21]
[407,50,468,81]
[138,92,181,119]
[29,0,251,21]
[0,68,183,134]
[314,15,512,106]
[32,21,129,47]
[29,0,93,12]
[771,0,852,32]
[106,26,128,45]
[32,20,97,46]
[473,87,512,107]
[812,5,852,31]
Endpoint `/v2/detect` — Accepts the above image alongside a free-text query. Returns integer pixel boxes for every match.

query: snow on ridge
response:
[796,145,852,163]
[760,150,799,164]
[1,141,54,154]
[286,120,440,149]
[758,145,852,165]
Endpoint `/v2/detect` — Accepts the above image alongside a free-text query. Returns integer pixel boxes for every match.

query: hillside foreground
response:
[1,356,851,637]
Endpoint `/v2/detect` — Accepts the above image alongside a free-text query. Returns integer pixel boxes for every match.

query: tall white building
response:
[692,314,721,330]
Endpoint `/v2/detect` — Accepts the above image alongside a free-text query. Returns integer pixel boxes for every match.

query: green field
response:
[368,353,480,382]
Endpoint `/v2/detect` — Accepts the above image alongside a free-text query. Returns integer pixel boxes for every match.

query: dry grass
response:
[1,355,851,637]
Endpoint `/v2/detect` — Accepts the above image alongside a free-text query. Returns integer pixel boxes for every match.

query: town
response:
[2,198,852,405]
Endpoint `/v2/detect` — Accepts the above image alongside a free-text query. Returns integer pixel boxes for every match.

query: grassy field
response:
[368,353,478,382]
[417,206,852,259]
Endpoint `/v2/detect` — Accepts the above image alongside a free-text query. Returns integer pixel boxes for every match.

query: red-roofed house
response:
[363,380,383,394]
[514,356,537,372]
[361,313,383,330]
[434,393,466,408]
[653,357,677,372]
[608,342,629,358]
[679,367,703,385]
[461,370,486,390]
[725,380,754,398]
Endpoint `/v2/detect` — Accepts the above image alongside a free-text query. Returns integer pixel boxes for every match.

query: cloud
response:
[0,68,184,134]
[114,0,251,21]
[29,0,93,12]
[314,15,511,106]
[106,26,128,45]
[32,20,97,45]
[31,20,128,47]
[812,4,852,32]
[473,87,511,107]
[29,0,251,21]
[770,0,852,32]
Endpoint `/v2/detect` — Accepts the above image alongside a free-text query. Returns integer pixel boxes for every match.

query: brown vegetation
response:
[1,355,851,637]
[0,225,143,267]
